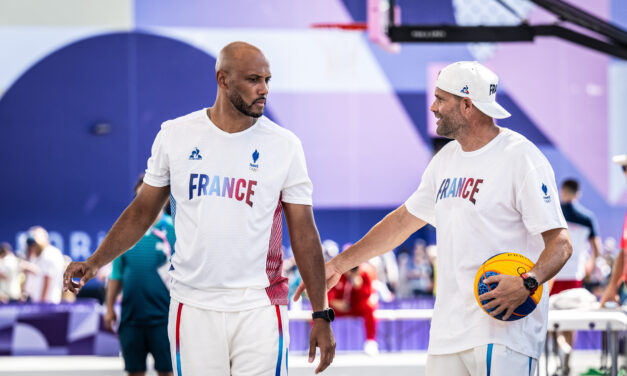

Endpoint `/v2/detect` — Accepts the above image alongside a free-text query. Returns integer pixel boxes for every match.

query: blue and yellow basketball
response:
[474,252,543,321]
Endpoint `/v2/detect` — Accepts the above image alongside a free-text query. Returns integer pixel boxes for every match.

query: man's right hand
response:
[293,261,343,302]
[104,309,117,332]
[63,260,99,294]
[309,319,336,374]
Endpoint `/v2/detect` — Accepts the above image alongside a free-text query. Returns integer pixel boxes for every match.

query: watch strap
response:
[312,308,334,322]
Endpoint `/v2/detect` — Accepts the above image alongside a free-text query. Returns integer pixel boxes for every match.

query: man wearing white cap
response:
[296,61,573,375]
[600,154,627,307]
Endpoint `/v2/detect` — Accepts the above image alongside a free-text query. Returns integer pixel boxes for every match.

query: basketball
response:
[474,252,543,321]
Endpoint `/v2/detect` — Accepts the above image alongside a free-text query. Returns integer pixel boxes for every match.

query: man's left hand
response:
[309,319,336,374]
[293,261,342,302]
[478,274,530,321]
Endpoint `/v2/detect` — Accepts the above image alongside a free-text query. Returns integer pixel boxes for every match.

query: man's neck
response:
[208,98,258,134]
[457,121,501,152]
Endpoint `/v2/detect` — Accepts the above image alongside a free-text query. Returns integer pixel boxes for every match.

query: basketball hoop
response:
[311,23,367,31]
[310,0,401,53]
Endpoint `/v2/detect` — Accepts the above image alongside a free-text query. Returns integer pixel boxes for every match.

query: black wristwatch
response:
[312,308,335,322]
[521,273,539,295]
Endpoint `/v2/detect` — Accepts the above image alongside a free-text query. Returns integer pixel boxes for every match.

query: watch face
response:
[327,308,335,322]
[524,277,538,290]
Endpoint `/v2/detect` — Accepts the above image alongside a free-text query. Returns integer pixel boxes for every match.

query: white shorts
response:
[168,298,289,376]
[426,344,537,376]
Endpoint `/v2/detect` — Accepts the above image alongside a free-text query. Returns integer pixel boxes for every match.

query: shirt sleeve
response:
[281,139,313,205]
[588,214,600,239]
[515,164,567,235]
[143,126,170,187]
[109,256,123,281]
[404,159,438,226]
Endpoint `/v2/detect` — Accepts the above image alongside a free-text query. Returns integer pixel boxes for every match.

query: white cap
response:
[436,61,511,119]
[612,154,627,166]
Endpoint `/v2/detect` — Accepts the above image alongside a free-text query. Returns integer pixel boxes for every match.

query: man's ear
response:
[461,97,473,112]
[216,71,229,89]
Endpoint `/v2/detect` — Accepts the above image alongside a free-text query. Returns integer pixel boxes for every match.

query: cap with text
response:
[436,61,511,119]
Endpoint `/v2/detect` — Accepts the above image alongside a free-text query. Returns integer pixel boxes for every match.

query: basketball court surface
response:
[0,351,616,376]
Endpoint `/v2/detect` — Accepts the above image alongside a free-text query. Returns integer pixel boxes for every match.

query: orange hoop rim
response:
[310,22,368,31]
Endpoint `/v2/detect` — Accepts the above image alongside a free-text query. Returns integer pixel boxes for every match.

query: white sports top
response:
[144,109,313,311]
[405,128,567,358]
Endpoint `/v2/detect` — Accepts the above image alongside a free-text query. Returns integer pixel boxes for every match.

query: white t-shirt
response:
[24,246,65,303]
[405,128,567,359]
[0,253,21,300]
[144,109,313,311]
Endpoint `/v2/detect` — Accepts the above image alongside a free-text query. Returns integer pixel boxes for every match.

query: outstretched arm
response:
[283,202,335,374]
[294,205,427,301]
[331,205,427,275]
[63,184,170,293]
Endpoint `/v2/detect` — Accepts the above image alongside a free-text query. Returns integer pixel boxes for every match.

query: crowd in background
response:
[0,214,622,359]
[283,235,620,306]
[0,227,621,306]
[0,226,108,304]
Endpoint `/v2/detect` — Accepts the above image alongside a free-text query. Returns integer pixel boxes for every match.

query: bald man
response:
[64,42,335,376]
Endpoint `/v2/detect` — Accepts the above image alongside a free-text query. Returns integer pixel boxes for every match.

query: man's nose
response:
[429,100,437,112]
[258,81,269,95]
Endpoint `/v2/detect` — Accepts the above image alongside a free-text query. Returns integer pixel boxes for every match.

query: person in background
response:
[396,251,413,299]
[368,251,399,303]
[408,240,434,296]
[322,240,340,263]
[104,175,174,376]
[551,178,601,295]
[328,264,379,356]
[582,237,613,300]
[0,243,22,302]
[76,270,107,304]
[549,178,602,375]
[22,226,65,303]
[600,154,627,307]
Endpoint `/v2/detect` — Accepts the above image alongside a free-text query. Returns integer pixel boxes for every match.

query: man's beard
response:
[229,91,264,118]
[435,112,464,138]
